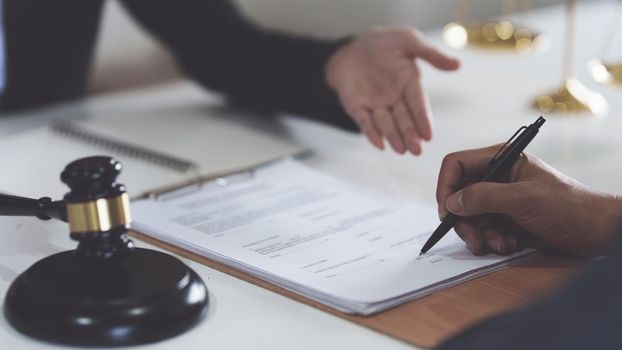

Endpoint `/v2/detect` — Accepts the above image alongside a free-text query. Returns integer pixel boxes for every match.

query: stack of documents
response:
[132,159,531,315]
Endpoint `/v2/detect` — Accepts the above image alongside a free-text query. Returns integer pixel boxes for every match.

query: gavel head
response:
[61,156,134,262]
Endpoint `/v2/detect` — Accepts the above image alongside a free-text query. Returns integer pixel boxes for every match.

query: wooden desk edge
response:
[130,231,584,349]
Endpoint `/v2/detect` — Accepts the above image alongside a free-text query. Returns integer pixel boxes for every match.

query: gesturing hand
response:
[436,145,622,257]
[325,27,460,155]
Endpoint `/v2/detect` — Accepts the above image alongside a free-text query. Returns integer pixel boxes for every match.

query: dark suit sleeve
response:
[119,0,357,131]
[436,240,622,350]
[1,0,104,112]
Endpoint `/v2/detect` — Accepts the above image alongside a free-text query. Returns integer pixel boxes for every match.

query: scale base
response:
[533,78,608,116]
[4,248,208,347]
[589,59,622,86]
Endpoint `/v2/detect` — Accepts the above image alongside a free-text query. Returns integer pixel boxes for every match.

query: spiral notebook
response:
[0,109,304,198]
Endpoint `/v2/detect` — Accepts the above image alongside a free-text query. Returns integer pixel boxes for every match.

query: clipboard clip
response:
[140,156,300,201]
[490,125,527,165]
[146,170,256,202]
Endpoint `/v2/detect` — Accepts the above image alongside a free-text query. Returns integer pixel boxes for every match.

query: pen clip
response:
[490,126,527,165]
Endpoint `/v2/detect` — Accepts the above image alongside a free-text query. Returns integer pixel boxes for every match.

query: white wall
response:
[234,0,564,37]
[90,0,571,92]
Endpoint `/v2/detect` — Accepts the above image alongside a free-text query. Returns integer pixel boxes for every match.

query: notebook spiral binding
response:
[51,121,199,173]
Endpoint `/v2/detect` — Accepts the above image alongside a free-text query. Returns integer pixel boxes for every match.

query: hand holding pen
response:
[424,117,622,258]
[421,117,545,256]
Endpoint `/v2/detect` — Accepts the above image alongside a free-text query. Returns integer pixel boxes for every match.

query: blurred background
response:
[91,0,578,93]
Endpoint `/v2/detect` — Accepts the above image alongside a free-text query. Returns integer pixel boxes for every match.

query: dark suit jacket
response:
[1,0,356,130]
[437,236,622,350]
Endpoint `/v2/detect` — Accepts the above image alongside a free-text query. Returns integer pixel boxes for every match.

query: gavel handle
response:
[0,194,67,222]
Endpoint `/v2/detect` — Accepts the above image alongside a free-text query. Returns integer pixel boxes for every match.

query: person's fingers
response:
[373,107,406,154]
[352,108,384,150]
[340,97,385,150]
[436,146,504,219]
[454,221,488,255]
[405,75,433,142]
[475,216,521,254]
[418,44,461,71]
[507,233,521,252]
[459,216,522,256]
[502,217,543,251]
[402,29,461,71]
[391,100,422,155]
[482,228,512,255]
[489,215,523,252]
[445,181,529,219]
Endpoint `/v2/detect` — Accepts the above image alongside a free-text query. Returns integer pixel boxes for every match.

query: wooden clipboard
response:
[131,230,584,349]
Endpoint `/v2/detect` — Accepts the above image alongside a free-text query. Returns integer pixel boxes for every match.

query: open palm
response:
[326,27,460,155]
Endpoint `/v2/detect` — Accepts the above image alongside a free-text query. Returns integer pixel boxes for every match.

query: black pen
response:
[419,116,546,255]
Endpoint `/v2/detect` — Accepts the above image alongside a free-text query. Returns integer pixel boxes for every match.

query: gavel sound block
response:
[1,156,208,346]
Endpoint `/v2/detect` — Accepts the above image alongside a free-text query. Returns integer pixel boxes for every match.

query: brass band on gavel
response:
[66,193,132,234]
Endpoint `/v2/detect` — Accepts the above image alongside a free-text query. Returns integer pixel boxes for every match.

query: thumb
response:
[445,182,525,218]
[409,36,460,71]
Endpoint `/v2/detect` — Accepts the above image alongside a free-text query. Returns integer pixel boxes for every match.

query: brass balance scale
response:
[443,0,548,54]
[443,0,614,116]
[588,0,622,86]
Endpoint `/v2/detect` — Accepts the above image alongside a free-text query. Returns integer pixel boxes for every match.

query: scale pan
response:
[588,59,622,85]
[443,21,548,54]
[533,78,608,116]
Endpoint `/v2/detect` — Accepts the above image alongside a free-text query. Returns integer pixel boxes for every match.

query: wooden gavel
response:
[1,156,208,347]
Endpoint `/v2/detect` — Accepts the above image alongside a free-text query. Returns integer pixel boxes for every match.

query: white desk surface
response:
[2,1,622,349]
